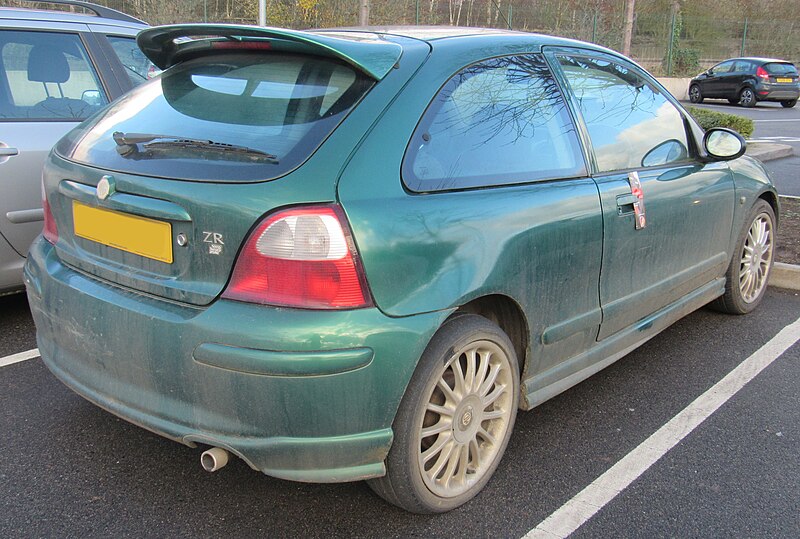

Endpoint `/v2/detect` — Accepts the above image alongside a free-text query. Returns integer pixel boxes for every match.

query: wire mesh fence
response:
[7,1,800,76]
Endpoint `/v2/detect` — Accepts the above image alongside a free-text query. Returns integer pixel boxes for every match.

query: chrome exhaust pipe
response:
[200,447,230,472]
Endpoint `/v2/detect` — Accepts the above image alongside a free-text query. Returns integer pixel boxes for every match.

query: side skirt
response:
[521,277,725,410]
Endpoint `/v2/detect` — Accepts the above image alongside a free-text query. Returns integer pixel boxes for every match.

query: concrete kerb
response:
[746,142,794,161]
[771,263,800,292]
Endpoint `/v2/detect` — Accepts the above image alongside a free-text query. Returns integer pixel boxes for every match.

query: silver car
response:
[0,0,152,294]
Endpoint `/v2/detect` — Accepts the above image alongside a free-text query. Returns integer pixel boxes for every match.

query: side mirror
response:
[81,90,103,106]
[704,127,746,161]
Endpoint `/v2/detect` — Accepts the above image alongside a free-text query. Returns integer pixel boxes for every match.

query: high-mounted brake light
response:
[210,41,272,51]
[42,178,58,244]
[222,205,373,309]
[756,66,770,81]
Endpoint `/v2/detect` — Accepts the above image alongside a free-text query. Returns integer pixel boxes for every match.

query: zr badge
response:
[202,231,224,255]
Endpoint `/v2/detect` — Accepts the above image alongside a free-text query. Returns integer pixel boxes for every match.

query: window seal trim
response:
[544,46,704,175]
[401,52,589,194]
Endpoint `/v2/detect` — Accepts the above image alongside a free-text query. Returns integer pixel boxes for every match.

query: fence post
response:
[508,4,513,28]
[740,18,748,56]
[666,11,676,76]
[592,11,598,43]
[203,0,207,22]
[416,0,420,25]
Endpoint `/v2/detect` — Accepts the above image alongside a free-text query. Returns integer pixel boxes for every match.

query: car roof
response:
[0,5,146,28]
[722,57,795,65]
[324,25,605,48]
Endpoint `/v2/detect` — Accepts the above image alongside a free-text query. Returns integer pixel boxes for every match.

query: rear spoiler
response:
[137,24,402,80]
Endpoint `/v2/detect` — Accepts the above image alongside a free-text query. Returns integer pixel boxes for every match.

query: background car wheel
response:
[739,87,757,108]
[781,99,797,108]
[689,85,704,103]
[368,314,520,513]
[711,199,775,314]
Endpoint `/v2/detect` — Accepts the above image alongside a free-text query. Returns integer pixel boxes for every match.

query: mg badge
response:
[96,175,115,201]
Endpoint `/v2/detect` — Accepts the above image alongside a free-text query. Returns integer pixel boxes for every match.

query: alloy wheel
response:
[740,88,755,106]
[689,85,702,103]
[739,211,773,303]
[415,340,514,498]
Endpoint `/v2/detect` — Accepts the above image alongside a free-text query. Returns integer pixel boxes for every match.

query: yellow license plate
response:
[777,78,793,83]
[73,201,173,263]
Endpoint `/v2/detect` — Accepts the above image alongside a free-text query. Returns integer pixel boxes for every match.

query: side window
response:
[713,61,734,74]
[403,54,586,192]
[557,54,689,173]
[0,30,108,121]
[733,60,751,73]
[106,36,160,86]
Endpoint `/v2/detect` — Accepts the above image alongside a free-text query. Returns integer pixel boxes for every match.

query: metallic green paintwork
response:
[594,163,734,340]
[59,180,191,222]
[137,24,404,80]
[26,28,780,482]
[26,236,448,481]
[45,36,430,306]
[192,343,374,377]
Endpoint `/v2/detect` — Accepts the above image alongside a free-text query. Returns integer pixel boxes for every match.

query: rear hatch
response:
[763,62,799,84]
[43,26,413,306]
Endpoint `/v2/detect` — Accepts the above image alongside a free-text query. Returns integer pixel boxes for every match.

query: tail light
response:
[756,66,770,81]
[42,179,58,244]
[222,205,373,309]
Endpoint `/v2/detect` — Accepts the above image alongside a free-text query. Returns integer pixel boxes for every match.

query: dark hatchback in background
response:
[689,57,799,108]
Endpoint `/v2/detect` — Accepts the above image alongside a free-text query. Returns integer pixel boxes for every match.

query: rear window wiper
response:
[113,131,278,163]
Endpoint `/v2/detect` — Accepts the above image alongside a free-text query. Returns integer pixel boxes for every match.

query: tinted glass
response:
[107,36,159,86]
[0,30,107,121]
[59,53,372,182]
[733,60,752,72]
[764,62,798,75]
[557,54,689,173]
[403,54,585,192]
[712,61,735,74]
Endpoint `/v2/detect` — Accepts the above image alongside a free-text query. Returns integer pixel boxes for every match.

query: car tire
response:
[781,99,797,108]
[739,87,757,108]
[689,84,704,104]
[368,314,520,513]
[711,199,775,315]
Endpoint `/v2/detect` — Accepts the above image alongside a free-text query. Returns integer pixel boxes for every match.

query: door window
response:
[733,60,753,73]
[556,54,690,173]
[403,54,586,192]
[106,36,160,86]
[711,61,735,74]
[0,30,108,121]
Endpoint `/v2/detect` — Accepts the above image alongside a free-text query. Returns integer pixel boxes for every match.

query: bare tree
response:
[622,0,636,56]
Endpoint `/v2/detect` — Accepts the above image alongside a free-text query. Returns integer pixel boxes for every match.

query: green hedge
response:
[687,106,754,139]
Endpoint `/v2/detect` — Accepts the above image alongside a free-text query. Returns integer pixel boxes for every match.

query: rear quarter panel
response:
[338,37,604,378]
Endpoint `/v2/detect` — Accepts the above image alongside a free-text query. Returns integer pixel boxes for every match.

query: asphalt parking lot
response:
[2,100,800,538]
[2,287,799,538]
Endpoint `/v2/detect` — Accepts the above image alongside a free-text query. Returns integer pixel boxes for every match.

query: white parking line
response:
[0,348,40,368]
[752,119,800,122]
[523,316,800,539]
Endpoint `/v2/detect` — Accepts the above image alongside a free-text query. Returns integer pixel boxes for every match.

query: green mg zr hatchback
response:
[25,24,779,513]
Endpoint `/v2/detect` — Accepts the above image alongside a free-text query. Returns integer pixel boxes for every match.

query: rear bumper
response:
[25,237,447,482]
[755,83,799,101]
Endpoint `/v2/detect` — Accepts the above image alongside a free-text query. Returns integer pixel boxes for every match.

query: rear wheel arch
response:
[446,294,529,382]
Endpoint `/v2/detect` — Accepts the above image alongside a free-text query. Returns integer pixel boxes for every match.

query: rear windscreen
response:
[764,63,798,75]
[57,53,373,182]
